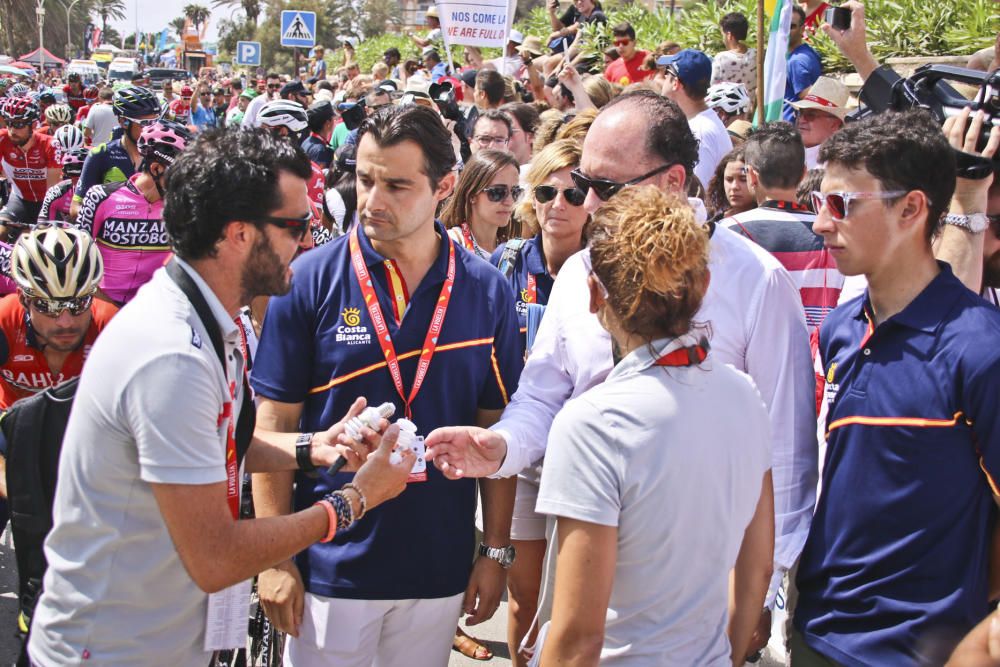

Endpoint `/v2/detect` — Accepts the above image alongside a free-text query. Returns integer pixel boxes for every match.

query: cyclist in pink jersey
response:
[74,120,193,305]
[37,148,88,223]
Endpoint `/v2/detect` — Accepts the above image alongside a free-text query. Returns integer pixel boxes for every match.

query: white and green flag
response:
[760,0,793,123]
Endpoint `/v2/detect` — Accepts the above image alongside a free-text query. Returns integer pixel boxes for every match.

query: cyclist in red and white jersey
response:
[0,98,60,231]
[255,99,332,246]
[38,148,87,224]
[0,224,115,408]
[75,120,192,306]
[62,73,88,113]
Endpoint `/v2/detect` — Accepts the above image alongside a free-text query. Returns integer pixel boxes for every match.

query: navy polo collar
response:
[355,219,452,285]
[524,234,548,277]
[855,261,957,334]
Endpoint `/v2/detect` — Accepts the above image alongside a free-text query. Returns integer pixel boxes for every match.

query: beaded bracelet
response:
[313,499,337,543]
[340,483,367,521]
[327,490,354,530]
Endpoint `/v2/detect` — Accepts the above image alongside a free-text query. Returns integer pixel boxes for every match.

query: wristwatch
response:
[478,543,516,569]
[295,432,316,473]
[943,212,989,234]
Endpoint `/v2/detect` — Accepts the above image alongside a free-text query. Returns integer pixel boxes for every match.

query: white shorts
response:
[474,475,547,542]
[284,591,464,667]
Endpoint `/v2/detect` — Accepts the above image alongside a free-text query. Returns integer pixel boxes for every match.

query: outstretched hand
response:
[309,396,390,472]
[424,426,508,479]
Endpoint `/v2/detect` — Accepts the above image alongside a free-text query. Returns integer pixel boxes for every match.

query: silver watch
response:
[478,543,516,568]
[943,213,989,234]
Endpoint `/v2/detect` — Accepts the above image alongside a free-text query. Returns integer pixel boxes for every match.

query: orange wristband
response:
[314,500,337,543]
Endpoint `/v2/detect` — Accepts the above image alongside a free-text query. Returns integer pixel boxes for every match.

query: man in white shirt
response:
[488,30,526,78]
[426,89,818,661]
[241,72,282,128]
[658,49,733,190]
[84,87,118,145]
[789,76,849,169]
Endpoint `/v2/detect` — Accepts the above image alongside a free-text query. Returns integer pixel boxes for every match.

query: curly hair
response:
[517,139,584,237]
[588,186,710,342]
[163,128,312,261]
[706,145,746,218]
[439,149,521,241]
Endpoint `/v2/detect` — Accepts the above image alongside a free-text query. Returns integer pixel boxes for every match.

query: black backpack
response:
[1,376,79,664]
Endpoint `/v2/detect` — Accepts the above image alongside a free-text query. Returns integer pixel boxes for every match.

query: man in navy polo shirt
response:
[794,109,1000,666]
[250,104,521,666]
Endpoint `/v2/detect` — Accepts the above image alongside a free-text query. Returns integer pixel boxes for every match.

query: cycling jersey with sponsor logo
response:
[0,293,117,408]
[307,160,335,247]
[73,139,135,204]
[0,130,59,203]
[62,84,88,111]
[75,174,168,305]
[38,180,75,223]
[0,242,17,297]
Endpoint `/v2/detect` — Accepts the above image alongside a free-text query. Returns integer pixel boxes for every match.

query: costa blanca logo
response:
[337,306,370,345]
[342,307,361,327]
[519,288,533,304]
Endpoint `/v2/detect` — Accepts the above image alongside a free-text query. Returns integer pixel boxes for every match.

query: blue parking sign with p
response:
[235,41,261,66]
[281,11,317,48]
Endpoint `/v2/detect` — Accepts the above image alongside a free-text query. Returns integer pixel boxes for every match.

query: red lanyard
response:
[460,224,477,252]
[220,322,250,520]
[349,226,456,419]
[653,342,709,367]
[523,273,537,304]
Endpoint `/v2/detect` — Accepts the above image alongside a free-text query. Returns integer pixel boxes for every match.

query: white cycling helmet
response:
[44,103,73,125]
[53,124,85,152]
[11,225,104,299]
[255,99,309,133]
[706,82,752,115]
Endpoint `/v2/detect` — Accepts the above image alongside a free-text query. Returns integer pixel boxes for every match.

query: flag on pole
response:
[760,0,792,123]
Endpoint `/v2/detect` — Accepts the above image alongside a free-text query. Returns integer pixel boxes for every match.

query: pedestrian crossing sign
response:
[281,10,317,48]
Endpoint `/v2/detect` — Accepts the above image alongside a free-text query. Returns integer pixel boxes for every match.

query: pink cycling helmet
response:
[136,119,194,165]
[60,147,89,176]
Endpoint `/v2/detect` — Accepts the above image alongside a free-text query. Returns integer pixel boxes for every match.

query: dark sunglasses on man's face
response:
[570,163,676,202]
[534,184,586,207]
[30,294,93,317]
[253,213,312,240]
[481,184,523,203]
[7,121,32,130]
[268,83,281,90]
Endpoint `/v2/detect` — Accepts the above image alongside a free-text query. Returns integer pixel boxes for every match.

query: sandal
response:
[452,627,493,661]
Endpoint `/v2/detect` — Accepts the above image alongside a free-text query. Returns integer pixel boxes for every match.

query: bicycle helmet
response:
[60,147,89,177]
[706,82,751,115]
[256,99,309,133]
[112,85,160,118]
[44,103,73,125]
[136,119,193,165]
[83,86,98,101]
[8,83,30,98]
[11,225,103,299]
[37,89,57,105]
[53,124,85,152]
[180,85,194,97]
[2,97,40,122]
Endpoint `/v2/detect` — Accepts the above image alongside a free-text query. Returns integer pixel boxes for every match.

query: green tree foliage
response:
[93,0,126,35]
[212,0,262,26]
[184,3,211,33]
[0,0,97,59]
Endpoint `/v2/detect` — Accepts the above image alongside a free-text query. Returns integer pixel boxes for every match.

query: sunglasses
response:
[252,212,312,240]
[125,116,158,127]
[534,184,586,206]
[30,294,93,317]
[7,121,32,129]
[267,84,281,90]
[811,190,909,221]
[570,163,675,202]
[481,185,523,202]
[612,38,631,47]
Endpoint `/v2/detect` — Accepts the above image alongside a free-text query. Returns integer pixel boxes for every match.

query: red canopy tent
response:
[16,48,66,69]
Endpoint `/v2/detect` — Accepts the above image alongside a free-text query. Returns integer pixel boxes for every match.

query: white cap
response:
[508,29,524,44]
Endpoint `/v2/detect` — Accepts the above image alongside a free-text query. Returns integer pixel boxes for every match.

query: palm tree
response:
[184,4,212,33]
[170,16,187,41]
[212,0,261,27]
[93,0,127,35]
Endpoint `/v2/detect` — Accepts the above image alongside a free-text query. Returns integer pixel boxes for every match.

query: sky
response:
[108,0,221,44]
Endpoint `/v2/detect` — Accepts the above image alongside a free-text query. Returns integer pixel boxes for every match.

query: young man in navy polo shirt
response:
[794,109,1000,666]
[249,104,522,666]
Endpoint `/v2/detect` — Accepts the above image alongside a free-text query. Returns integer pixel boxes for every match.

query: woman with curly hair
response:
[440,149,522,260]
[535,185,775,666]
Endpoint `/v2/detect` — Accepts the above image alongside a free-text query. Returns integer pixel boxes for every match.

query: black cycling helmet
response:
[112,86,160,118]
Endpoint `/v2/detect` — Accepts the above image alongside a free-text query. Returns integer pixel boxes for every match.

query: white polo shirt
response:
[689,108,733,190]
[493,215,817,605]
[29,260,247,666]
[536,336,772,665]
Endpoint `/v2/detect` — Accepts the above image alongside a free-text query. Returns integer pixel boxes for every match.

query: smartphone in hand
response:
[824,6,851,30]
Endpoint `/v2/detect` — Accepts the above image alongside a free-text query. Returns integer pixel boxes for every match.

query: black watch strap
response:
[296,433,316,472]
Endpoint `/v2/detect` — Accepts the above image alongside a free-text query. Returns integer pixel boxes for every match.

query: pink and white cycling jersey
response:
[37,180,75,223]
[75,174,169,305]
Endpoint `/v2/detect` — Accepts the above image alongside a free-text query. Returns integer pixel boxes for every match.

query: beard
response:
[240,230,292,302]
[37,323,88,352]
